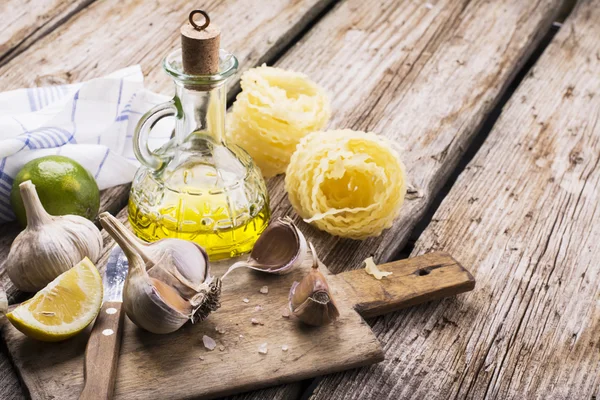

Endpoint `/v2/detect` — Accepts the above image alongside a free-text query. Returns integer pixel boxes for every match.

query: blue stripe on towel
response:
[71,90,80,122]
[95,148,110,178]
[27,89,37,112]
[0,181,11,194]
[116,79,124,115]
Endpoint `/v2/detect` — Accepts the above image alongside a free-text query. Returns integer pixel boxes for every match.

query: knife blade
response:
[80,246,128,400]
[103,246,128,302]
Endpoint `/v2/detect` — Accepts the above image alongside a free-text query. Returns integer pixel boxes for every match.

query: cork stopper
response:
[181,10,221,75]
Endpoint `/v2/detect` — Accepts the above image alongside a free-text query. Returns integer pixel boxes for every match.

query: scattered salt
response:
[202,335,217,351]
[282,309,290,318]
[239,334,244,338]
[215,326,226,334]
[281,345,289,352]
[254,305,263,312]
[259,286,269,294]
[258,343,268,354]
[425,3,434,9]
[251,318,264,325]
[199,356,205,361]
[219,345,225,352]
[243,298,250,303]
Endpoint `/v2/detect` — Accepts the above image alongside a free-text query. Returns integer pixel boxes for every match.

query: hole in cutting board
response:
[417,269,430,276]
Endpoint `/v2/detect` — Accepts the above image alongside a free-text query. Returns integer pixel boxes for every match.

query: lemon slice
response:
[7,257,103,342]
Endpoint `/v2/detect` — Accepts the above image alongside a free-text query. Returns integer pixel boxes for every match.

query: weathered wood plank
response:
[0,346,25,400]
[86,0,564,399]
[0,0,94,66]
[2,240,386,400]
[0,0,335,91]
[0,1,337,399]
[311,0,600,398]
[266,0,565,276]
[0,0,337,301]
[0,0,568,398]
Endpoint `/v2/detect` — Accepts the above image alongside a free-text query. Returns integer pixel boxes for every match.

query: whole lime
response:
[10,156,100,227]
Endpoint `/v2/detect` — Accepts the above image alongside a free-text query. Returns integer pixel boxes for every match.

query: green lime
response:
[10,156,100,227]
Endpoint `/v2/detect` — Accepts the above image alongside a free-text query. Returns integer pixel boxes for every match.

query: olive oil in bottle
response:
[127,14,270,260]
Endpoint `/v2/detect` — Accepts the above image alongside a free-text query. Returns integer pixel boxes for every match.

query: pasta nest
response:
[227,65,330,177]
[285,130,407,240]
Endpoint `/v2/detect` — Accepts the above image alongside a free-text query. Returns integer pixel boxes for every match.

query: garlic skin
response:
[222,217,308,280]
[0,282,7,314]
[288,243,339,326]
[4,181,102,292]
[100,212,221,334]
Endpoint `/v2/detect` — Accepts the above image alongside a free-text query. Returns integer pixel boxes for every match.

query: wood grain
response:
[2,250,474,399]
[2,254,385,400]
[0,0,337,303]
[311,0,600,398]
[331,252,474,318]
[0,0,94,65]
[0,0,335,92]
[264,0,565,277]
[80,301,125,400]
[0,0,573,398]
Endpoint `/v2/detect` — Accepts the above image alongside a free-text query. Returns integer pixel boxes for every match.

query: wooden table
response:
[1,0,598,398]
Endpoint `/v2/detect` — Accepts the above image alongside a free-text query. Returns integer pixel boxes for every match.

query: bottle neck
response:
[174,82,226,143]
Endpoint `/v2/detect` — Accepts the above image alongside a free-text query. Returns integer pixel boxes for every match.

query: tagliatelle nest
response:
[285,130,407,240]
[226,65,330,177]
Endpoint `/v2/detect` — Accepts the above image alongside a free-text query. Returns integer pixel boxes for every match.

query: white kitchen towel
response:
[0,65,170,223]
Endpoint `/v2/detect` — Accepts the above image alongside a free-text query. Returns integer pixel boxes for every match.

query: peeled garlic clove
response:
[4,181,102,292]
[288,243,339,326]
[222,217,308,280]
[100,212,221,334]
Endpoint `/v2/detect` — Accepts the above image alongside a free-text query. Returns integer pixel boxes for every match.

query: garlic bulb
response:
[222,217,308,280]
[4,181,102,292]
[288,243,339,326]
[99,212,221,334]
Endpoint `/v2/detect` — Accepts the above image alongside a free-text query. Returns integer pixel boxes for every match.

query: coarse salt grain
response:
[258,343,268,354]
[259,285,269,294]
[219,345,225,352]
[254,305,263,312]
[243,298,250,303]
[281,345,289,352]
[202,335,216,351]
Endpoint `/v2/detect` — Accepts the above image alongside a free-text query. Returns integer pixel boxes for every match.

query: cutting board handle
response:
[332,252,475,318]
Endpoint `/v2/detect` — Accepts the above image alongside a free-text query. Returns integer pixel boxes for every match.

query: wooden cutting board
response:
[1,251,474,400]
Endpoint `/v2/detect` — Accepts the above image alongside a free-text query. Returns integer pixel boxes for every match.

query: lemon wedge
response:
[7,257,103,342]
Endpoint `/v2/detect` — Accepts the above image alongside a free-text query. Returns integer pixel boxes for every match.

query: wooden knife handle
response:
[79,301,125,400]
[332,252,475,318]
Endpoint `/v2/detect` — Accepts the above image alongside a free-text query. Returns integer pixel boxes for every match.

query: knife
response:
[80,246,128,400]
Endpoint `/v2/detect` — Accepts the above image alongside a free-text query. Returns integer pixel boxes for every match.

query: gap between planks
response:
[0,0,96,67]
[0,1,344,400]
[395,0,578,262]
[310,0,600,398]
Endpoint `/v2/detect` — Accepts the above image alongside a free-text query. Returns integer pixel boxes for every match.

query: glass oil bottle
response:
[128,11,270,260]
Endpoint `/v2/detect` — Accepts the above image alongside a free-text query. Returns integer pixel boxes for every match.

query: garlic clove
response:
[4,181,102,292]
[123,252,191,334]
[99,212,220,334]
[221,217,308,280]
[288,243,339,326]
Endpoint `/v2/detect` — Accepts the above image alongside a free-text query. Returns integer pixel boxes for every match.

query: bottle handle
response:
[133,100,178,170]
